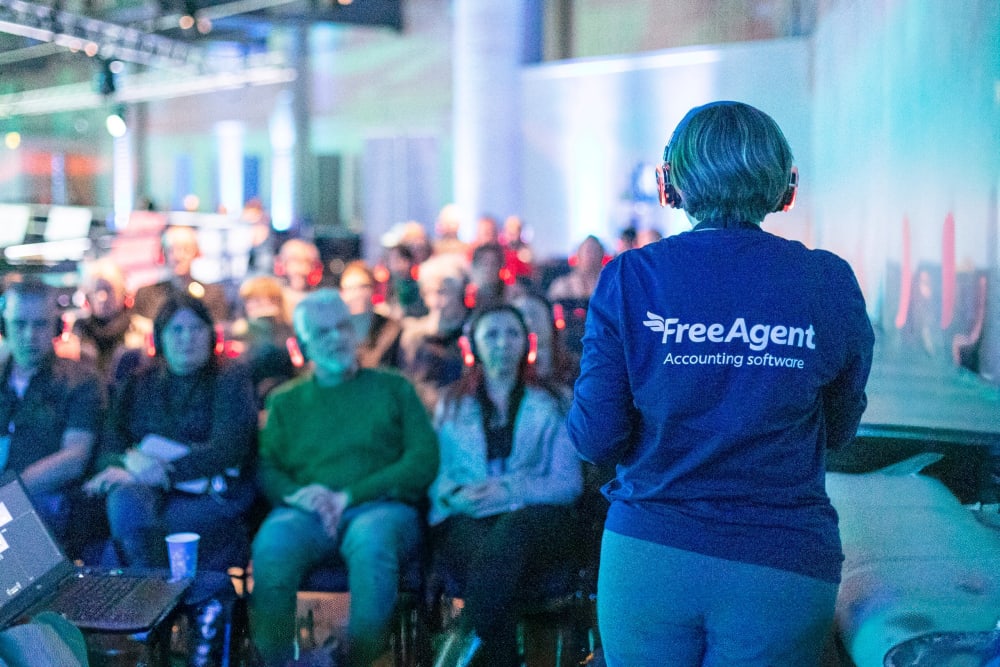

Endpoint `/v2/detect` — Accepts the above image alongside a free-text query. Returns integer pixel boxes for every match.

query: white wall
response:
[520,38,812,259]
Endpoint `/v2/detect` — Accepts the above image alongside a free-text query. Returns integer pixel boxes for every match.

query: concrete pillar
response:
[291,24,315,234]
[452,0,542,233]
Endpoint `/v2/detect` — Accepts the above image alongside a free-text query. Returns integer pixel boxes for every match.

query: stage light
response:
[4,132,21,150]
[105,107,126,137]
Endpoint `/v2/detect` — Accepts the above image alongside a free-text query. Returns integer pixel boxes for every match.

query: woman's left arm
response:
[821,258,875,449]
[504,403,583,508]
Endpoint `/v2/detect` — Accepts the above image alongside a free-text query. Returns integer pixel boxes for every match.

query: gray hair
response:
[669,102,794,224]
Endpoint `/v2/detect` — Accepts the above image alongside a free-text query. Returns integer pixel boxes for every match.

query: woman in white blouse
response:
[429,303,582,667]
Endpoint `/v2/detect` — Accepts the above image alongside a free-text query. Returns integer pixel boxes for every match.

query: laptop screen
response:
[43,206,92,242]
[0,474,68,620]
[0,205,31,248]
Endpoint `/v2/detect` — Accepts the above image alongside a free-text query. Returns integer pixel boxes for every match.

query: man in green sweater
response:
[249,289,439,667]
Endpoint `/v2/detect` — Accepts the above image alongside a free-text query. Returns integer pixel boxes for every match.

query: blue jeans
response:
[598,530,838,667]
[106,479,255,570]
[249,501,421,667]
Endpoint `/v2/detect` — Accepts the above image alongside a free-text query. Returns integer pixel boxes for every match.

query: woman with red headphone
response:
[568,101,874,666]
[429,304,582,667]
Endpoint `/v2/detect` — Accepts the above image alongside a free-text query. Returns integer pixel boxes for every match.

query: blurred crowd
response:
[0,202,664,667]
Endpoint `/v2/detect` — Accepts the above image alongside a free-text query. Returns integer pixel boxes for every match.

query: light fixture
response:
[105,105,126,137]
[96,57,117,95]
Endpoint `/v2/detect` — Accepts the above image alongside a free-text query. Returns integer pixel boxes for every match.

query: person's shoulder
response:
[133,280,169,304]
[786,243,860,283]
[49,355,102,385]
[134,280,168,295]
[265,372,311,403]
[523,385,564,413]
[213,356,255,383]
[356,366,413,390]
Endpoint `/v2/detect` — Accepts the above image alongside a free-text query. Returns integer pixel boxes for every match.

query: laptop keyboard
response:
[54,574,168,625]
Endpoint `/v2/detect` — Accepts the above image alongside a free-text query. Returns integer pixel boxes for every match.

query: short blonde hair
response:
[239,275,286,303]
[668,101,794,223]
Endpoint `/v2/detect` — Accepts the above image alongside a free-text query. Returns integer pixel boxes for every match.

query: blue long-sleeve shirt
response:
[567,226,874,582]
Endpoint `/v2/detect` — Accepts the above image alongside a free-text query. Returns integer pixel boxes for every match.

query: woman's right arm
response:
[428,399,464,511]
[96,372,137,469]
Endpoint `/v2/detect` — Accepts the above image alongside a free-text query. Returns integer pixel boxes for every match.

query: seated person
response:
[84,293,258,571]
[233,275,298,408]
[249,289,438,667]
[510,292,580,397]
[64,258,144,383]
[467,242,509,311]
[0,279,104,547]
[546,235,607,302]
[429,304,583,667]
[398,253,470,413]
[274,238,323,323]
[132,225,231,326]
[378,243,426,320]
[338,260,402,369]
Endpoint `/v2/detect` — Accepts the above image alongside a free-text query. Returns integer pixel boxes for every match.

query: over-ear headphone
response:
[287,335,307,367]
[776,166,799,213]
[655,101,799,214]
[458,304,535,368]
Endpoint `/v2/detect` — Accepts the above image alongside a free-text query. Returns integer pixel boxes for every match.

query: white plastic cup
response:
[165,532,200,580]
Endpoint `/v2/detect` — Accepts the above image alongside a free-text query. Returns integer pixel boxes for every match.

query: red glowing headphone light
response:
[458,335,475,367]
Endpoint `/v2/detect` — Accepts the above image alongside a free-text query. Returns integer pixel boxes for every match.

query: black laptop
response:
[0,472,191,633]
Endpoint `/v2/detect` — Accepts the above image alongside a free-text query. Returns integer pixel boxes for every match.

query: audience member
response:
[0,279,104,545]
[398,254,470,413]
[132,225,231,325]
[546,235,607,302]
[616,226,638,255]
[429,304,582,667]
[467,242,509,311]
[379,244,426,320]
[242,197,277,275]
[471,214,501,251]
[433,204,468,258]
[398,221,434,266]
[568,101,875,666]
[339,260,402,369]
[84,294,258,571]
[66,258,143,382]
[510,293,579,396]
[499,215,535,282]
[249,289,438,667]
[637,226,664,247]
[275,238,323,323]
[235,275,298,408]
